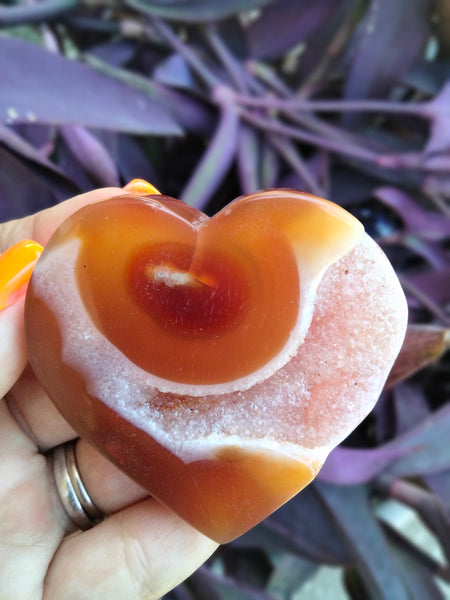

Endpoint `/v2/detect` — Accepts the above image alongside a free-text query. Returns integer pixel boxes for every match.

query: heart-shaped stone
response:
[25,189,407,542]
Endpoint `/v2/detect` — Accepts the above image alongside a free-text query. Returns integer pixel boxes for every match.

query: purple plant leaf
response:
[319,446,410,486]
[83,52,216,136]
[423,172,450,198]
[0,37,181,135]
[0,146,61,220]
[126,0,272,22]
[59,125,120,187]
[425,469,450,513]
[267,554,317,598]
[424,80,450,118]
[57,138,98,192]
[9,122,54,155]
[343,0,433,120]
[153,85,216,136]
[88,40,137,68]
[0,124,66,180]
[154,54,197,90]
[386,328,450,391]
[387,479,450,566]
[385,407,450,479]
[406,268,450,308]
[404,237,449,270]
[181,90,239,209]
[315,482,409,600]
[236,123,261,194]
[117,135,159,189]
[0,125,80,207]
[237,485,352,565]
[421,83,450,170]
[260,140,280,189]
[403,58,449,96]
[294,0,357,84]
[384,527,447,600]
[246,0,341,60]
[401,275,450,326]
[168,586,193,600]
[190,567,276,600]
[267,135,324,196]
[392,383,432,435]
[321,405,450,485]
[375,187,450,240]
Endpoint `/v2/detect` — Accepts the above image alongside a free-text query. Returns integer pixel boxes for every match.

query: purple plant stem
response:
[234,94,425,117]
[427,191,450,217]
[203,24,248,93]
[244,61,385,163]
[147,20,350,193]
[147,21,327,195]
[267,134,325,197]
[242,110,379,163]
[246,60,292,97]
[240,63,326,194]
[203,22,268,195]
[59,125,120,187]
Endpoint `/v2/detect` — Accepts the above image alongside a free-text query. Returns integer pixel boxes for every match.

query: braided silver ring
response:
[52,440,105,531]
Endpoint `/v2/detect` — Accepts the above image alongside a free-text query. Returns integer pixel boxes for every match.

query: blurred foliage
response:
[1,0,450,598]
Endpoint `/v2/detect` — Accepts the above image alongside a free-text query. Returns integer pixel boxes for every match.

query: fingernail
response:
[0,240,43,311]
[123,179,161,195]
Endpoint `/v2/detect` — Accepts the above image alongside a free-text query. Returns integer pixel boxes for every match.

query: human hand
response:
[0,186,218,599]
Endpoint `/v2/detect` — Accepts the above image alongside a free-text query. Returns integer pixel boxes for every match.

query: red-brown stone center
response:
[128,243,250,336]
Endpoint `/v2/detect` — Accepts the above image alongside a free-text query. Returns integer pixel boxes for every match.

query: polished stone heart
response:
[25,189,407,542]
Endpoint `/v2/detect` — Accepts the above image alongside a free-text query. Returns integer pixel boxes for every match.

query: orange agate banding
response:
[70,190,363,389]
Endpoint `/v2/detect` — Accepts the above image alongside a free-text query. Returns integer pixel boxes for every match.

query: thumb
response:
[0,187,126,398]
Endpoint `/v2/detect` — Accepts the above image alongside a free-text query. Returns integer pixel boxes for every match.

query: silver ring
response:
[52,440,105,531]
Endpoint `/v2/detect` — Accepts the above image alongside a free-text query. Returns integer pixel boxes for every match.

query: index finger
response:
[0,187,126,252]
[0,187,127,397]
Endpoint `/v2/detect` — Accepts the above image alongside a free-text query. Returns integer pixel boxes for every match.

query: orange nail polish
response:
[123,179,161,196]
[0,240,43,311]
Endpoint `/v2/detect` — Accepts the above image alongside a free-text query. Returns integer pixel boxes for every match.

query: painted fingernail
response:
[0,240,43,311]
[123,179,161,195]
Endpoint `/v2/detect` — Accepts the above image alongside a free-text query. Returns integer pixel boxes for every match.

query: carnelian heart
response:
[25,189,408,542]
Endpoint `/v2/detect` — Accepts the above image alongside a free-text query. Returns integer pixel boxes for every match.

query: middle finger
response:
[8,365,148,515]
[6,364,76,451]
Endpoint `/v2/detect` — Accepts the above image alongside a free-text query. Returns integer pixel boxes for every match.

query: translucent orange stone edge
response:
[0,240,43,311]
[123,179,161,196]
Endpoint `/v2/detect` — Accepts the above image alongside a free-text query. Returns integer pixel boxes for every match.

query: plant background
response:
[1,1,450,598]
